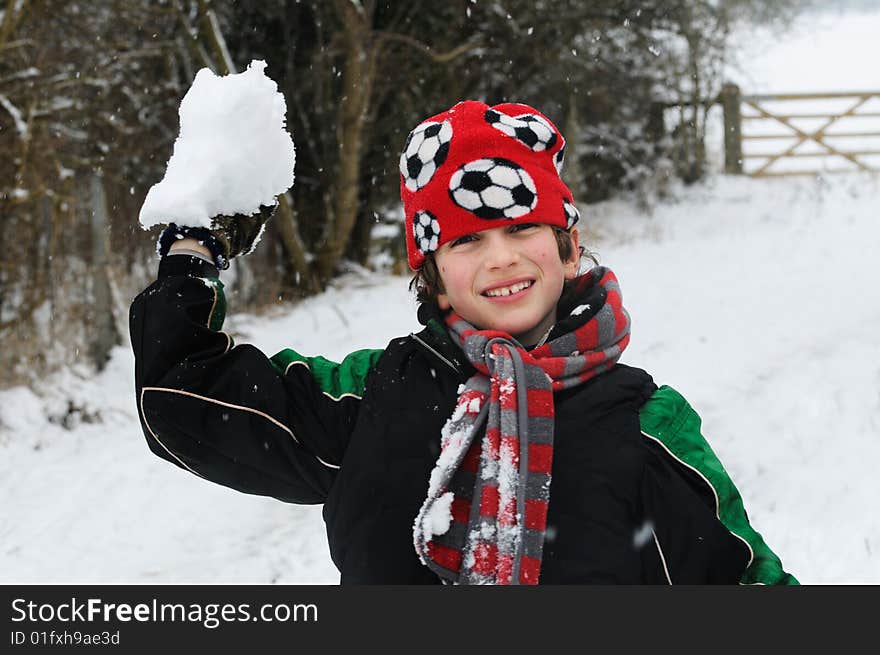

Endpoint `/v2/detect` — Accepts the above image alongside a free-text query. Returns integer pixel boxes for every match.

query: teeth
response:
[485,281,532,297]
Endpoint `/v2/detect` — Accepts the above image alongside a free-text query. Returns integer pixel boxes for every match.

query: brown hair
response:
[409,227,591,304]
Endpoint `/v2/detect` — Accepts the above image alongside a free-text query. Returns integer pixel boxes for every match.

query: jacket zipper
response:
[409,331,461,375]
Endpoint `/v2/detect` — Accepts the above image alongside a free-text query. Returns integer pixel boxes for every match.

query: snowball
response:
[138,60,295,229]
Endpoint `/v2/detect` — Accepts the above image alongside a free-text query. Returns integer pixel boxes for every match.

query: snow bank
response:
[138,60,295,229]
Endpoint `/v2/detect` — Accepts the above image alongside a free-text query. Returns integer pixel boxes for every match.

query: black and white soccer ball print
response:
[554,141,566,173]
[563,197,580,228]
[449,158,538,219]
[413,210,441,254]
[399,120,453,192]
[485,109,558,152]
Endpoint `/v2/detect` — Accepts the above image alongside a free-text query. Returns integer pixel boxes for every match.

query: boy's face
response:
[434,223,580,346]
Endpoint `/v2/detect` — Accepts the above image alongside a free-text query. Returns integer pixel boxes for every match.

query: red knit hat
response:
[400,100,579,270]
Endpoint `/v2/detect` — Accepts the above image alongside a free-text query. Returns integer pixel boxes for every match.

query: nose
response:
[482,231,519,270]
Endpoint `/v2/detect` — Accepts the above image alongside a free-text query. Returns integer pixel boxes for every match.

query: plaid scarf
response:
[413,267,631,584]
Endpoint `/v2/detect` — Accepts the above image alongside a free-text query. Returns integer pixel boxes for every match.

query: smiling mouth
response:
[482,280,534,297]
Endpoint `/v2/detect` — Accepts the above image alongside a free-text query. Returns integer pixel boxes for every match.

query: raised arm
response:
[129,247,380,504]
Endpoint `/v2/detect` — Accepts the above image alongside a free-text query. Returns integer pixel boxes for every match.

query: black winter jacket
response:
[130,253,796,584]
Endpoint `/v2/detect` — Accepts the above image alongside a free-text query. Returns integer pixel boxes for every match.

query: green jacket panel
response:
[639,385,799,585]
[270,347,385,400]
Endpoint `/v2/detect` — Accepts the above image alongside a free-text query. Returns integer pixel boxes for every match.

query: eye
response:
[510,223,539,233]
[451,234,477,247]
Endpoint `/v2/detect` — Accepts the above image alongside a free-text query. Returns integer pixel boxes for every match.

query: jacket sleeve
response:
[639,386,799,585]
[129,252,383,504]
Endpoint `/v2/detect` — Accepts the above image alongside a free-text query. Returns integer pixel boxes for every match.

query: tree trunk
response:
[88,172,120,371]
[687,34,706,182]
[563,92,584,202]
[274,192,319,295]
[346,204,373,267]
[40,194,56,343]
[314,0,375,284]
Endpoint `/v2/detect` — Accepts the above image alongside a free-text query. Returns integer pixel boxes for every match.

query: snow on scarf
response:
[413,267,631,584]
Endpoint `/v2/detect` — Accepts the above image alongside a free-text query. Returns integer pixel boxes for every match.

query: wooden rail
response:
[722,85,880,177]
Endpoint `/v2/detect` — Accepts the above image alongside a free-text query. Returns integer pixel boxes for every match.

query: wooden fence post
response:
[721,83,743,174]
[646,101,666,143]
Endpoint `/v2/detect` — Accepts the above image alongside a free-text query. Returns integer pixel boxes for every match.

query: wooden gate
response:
[721,84,880,177]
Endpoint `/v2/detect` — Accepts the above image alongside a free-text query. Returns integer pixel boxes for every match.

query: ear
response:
[564,227,580,280]
[437,292,451,310]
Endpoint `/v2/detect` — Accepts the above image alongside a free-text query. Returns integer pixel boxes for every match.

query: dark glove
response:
[157,203,278,269]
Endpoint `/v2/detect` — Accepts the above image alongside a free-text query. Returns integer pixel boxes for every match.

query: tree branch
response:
[374,30,482,63]
[0,0,28,53]
[0,37,32,51]
[0,92,26,137]
[171,0,215,72]
[196,0,235,74]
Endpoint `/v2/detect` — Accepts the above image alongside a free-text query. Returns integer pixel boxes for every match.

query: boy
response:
[131,100,797,584]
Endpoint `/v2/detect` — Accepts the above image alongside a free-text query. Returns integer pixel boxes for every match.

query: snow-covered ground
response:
[1,171,878,584]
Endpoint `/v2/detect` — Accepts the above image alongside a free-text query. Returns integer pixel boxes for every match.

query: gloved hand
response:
[157,203,278,269]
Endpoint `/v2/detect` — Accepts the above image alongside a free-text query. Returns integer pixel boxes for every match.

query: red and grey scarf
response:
[413,266,631,584]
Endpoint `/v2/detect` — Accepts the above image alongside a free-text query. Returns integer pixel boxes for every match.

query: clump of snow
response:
[481,452,499,481]
[415,389,485,551]
[138,60,295,229]
[632,520,655,549]
[196,276,222,291]
[496,428,519,551]
[421,491,455,540]
[429,415,472,497]
[498,378,515,399]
